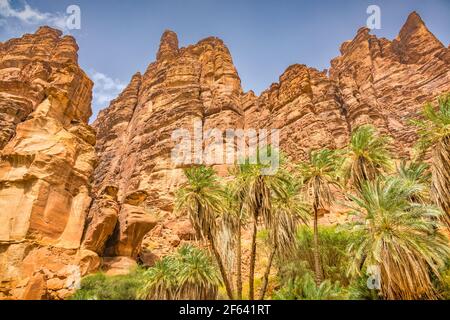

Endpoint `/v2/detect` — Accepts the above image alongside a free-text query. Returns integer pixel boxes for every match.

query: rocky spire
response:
[156,29,179,61]
[393,11,444,63]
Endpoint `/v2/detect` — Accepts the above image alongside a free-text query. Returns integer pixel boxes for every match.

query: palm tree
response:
[258,178,310,300]
[297,149,342,285]
[232,148,288,300]
[341,125,393,191]
[139,245,221,300]
[347,177,450,300]
[412,94,450,227]
[396,160,431,203]
[175,166,234,299]
[222,183,246,300]
[176,245,222,300]
[139,256,177,300]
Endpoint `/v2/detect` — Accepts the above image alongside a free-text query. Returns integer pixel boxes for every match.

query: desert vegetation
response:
[72,94,450,300]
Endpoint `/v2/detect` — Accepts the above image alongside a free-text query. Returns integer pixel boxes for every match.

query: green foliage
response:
[347,177,450,299]
[70,267,147,300]
[273,273,346,300]
[278,225,359,286]
[436,262,450,299]
[341,125,393,190]
[297,148,342,209]
[412,93,450,153]
[139,245,222,300]
[396,160,431,203]
[347,276,381,300]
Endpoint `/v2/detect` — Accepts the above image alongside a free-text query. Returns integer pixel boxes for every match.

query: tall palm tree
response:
[341,125,393,191]
[222,182,246,300]
[297,149,342,285]
[175,166,234,299]
[412,94,450,227]
[258,178,310,300]
[347,177,450,300]
[232,148,288,300]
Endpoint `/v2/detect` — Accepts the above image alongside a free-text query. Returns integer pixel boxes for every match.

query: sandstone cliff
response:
[0,11,449,299]
[92,31,244,259]
[94,11,450,255]
[0,27,97,299]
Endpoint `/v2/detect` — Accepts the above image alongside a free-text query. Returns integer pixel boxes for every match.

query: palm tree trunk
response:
[236,218,243,300]
[313,204,323,285]
[258,245,277,300]
[249,219,257,300]
[209,232,234,300]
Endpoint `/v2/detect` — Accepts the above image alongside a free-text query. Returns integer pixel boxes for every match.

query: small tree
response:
[297,149,342,285]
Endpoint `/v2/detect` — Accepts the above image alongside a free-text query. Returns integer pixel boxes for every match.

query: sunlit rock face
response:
[0,27,96,300]
[94,12,449,258]
[92,30,245,258]
[329,12,450,157]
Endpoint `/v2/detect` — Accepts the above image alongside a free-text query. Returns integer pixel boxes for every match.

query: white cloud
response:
[0,0,67,31]
[90,71,126,109]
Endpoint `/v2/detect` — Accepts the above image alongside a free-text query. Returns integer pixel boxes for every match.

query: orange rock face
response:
[329,12,450,156]
[0,12,449,299]
[92,30,244,258]
[0,27,96,300]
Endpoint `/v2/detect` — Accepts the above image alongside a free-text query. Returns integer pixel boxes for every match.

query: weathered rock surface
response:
[93,12,449,258]
[93,30,244,257]
[0,27,97,300]
[329,12,450,156]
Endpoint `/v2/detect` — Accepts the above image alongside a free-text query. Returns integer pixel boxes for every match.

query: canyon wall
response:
[0,27,97,299]
[0,12,449,299]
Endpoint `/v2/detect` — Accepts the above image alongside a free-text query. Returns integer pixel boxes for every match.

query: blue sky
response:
[1,0,449,121]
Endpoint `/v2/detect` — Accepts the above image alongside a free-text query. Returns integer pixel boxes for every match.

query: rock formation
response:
[94,11,450,253]
[0,27,96,299]
[0,12,449,299]
[92,30,244,258]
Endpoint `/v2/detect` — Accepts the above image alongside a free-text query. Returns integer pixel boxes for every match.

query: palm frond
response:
[347,177,450,300]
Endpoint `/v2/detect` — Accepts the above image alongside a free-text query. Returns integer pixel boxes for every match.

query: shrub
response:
[273,273,346,300]
[70,267,147,300]
[277,225,359,286]
[139,244,222,300]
